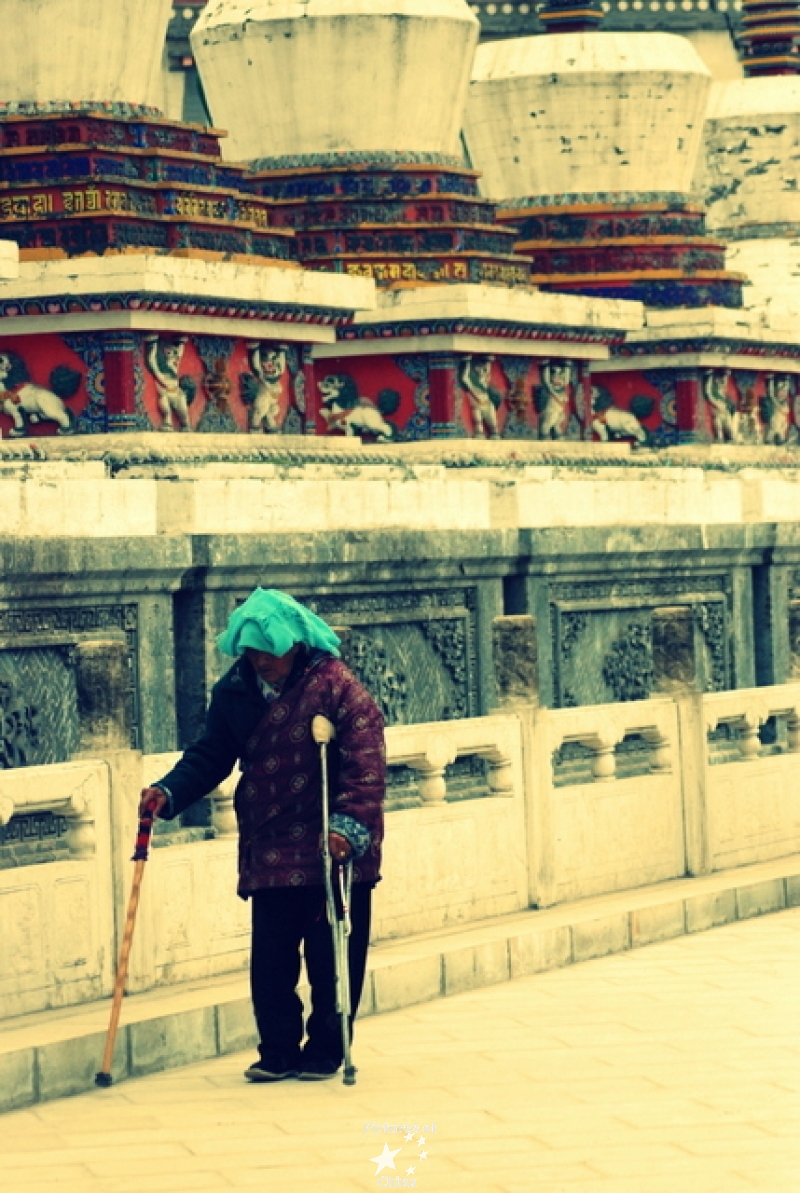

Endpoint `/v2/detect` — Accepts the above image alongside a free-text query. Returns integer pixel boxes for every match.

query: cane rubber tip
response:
[95,1072,113,1088]
[343,1067,357,1086]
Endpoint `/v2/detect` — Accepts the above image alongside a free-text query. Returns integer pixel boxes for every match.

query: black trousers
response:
[250,882,373,1066]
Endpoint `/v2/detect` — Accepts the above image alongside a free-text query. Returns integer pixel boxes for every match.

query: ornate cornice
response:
[0,290,354,327]
[614,336,800,360]
[339,318,625,346]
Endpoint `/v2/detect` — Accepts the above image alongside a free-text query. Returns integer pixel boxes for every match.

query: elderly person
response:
[140,588,386,1082]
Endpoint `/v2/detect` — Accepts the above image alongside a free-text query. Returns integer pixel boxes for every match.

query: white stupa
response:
[699,56,800,314]
[0,0,173,112]
[192,0,480,163]
[465,32,711,207]
[461,14,743,311]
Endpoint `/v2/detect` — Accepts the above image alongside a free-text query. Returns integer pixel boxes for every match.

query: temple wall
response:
[2,466,800,761]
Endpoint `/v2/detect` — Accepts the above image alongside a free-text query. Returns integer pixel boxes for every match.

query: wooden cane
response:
[95,796,160,1088]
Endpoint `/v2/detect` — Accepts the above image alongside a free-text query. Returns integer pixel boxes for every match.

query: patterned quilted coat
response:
[157,650,385,895]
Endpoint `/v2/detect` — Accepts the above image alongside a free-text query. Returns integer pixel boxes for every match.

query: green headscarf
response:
[217,588,341,658]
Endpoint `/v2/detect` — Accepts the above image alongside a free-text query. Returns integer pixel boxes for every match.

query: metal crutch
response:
[96,795,160,1088]
[312,714,357,1086]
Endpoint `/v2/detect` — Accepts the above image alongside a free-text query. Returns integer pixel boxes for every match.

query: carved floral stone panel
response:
[550,581,731,707]
[304,588,479,725]
[0,603,140,760]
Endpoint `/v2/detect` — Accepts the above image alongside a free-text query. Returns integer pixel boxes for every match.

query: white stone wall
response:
[192,0,479,161]
[0,0,173,110]
[6,454,800,536]
[465,32,711,202]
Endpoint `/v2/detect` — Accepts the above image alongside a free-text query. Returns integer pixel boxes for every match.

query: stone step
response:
[2,852,798,1114]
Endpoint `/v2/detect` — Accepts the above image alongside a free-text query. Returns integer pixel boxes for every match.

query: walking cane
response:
[312,714,357,1087]
[95,795,160,1088]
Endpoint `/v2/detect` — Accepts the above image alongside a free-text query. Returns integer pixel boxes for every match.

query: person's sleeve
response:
[330,671,386,846]
[152,696,240,820]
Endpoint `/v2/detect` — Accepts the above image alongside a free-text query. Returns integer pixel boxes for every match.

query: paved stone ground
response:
[1,908,798,1193]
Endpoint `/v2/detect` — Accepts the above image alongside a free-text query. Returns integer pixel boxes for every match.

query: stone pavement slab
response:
[1,907,798,1193]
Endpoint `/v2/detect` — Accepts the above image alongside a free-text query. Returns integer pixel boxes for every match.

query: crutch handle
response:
[312,715,336,745]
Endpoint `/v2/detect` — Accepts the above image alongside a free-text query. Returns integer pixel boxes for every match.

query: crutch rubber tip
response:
[343,1067,357,1086]
[95,1072,113,1088]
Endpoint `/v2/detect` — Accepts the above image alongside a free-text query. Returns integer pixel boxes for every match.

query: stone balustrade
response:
[3,683,800,1020]
[0,761,113,1018]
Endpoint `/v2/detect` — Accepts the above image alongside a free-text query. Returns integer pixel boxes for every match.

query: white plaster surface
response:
[511,468,745,528]
[465,32,711,202]
[628,304,799,345]
[0,0,173,110]
[7,456,800,534]
[0,241,19,282]
[0,479,159,538]
[723,238,800,316]
[700,78,800,232]
[685,29,743,82]
[362,282,644,331]
[193,0,479,162]
[0,256,375,316]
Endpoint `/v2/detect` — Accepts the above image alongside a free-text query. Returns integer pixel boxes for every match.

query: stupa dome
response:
[192,0,480,163]
[464,32,712,204]
[700,78,800,232]
[0,0,173,114]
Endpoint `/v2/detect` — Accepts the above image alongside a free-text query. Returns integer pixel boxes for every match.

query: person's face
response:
[244,644,300,685]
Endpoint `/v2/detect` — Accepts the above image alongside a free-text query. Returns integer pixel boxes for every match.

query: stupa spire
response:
[739,0,800,76]
[193,0,534,288]
[537,0,605,34]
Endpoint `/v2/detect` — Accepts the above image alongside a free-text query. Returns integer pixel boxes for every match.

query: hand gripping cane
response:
[95,795,160,1088]
[312,714,357,1087]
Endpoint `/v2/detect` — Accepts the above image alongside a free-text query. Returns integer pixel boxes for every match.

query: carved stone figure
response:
[460,356,501,439]
[241,343,287,434]
[763,375,794,445]
[738,383,762,445]
[591,386,652,445]
[0,351,81,437]
[145,335,196,432]
[703,369,739,443]
[318,374,399,441]
[537,361,574,440]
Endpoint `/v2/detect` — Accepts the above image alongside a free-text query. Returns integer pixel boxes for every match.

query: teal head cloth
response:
[217,588,341,658]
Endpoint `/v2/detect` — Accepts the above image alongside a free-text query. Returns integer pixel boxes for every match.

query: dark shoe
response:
[297,1055,341,1081]
[244,1057,297,1082]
